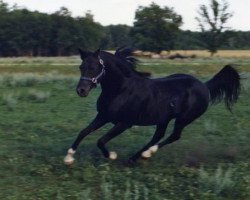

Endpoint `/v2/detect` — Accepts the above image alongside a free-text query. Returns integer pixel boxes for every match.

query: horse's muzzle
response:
[76,88,89,97]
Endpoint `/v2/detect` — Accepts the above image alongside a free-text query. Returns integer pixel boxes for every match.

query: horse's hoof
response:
[141,150,152,158]
[149,145,158,154]
[64,155,75,165]
[109,151,117,160]
[64,148,76,165]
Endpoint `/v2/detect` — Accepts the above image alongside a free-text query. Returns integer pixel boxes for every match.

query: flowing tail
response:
[206,65,241,111]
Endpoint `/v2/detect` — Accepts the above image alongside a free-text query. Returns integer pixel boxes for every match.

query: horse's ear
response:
[93,48,101,57]
[78,48,88,60]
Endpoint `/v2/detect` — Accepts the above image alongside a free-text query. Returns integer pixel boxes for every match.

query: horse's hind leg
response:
[128,123,168,163]
[157,119,186,148]
[157,104,207,150]
[97,123,130,160]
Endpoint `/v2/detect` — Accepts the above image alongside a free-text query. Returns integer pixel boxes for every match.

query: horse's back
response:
[153,73,200,83]
[152,73,206,93]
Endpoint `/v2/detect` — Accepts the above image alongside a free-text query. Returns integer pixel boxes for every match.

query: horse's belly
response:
[109,107,173,125]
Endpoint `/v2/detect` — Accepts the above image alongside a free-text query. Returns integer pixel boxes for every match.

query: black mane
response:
[114,47,151,78]
[115,47,138,68]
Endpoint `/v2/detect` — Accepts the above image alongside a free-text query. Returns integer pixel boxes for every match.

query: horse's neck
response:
[100,72,125,95]
[100,57,135,96]
[101,78,124,95]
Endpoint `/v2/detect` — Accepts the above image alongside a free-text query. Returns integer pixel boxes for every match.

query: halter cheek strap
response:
[80,57,106,84]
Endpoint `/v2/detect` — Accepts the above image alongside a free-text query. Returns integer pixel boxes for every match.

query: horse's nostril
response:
[77,88,83,94]
[80,89,85,94]
[77,88,88,97]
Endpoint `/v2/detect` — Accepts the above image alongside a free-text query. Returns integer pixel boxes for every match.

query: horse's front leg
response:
[97,123,131,160]
[64,114,107,165]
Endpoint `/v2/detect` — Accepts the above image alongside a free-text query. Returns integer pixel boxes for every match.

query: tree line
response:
[0,0,249,57]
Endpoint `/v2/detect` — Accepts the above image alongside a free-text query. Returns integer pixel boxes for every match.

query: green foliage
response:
[102,25,132,49]
[131,3,182,53]
[174,31,202,50]
[0,2,104,56]
[1,1,250,54]
[222,31,250,50]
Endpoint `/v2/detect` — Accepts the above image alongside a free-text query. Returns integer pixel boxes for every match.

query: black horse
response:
[64,48,240,165]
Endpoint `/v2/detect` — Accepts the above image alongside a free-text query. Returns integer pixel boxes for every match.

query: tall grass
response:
[241,72,250,91]
[0,72,77,87]
[0,56,80,65]
[75,175,151,200]
[2,89,51,110]
[2,93,19,110]
[198,165,235,195]
[27,89,50,103]
[204,120,218,134]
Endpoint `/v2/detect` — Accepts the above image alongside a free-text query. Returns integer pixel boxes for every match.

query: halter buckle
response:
[91,78,97,84]
[99,58,104,65]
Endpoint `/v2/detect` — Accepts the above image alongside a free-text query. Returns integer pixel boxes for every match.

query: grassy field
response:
[0,55,250,199]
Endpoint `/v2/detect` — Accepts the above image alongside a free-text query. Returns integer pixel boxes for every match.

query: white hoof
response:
[109,151,117,160]
[142,150,152,158]
[64,155,75,165]
[64,148,75,165]
[149,145,159,154]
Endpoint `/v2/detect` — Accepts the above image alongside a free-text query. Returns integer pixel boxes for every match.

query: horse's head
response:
[76,48,105,97]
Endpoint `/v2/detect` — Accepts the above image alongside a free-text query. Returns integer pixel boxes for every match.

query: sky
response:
[4,0,250,31]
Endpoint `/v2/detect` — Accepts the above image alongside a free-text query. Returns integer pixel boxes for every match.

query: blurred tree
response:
[101,25,132,49]
[55,6,72,17]
[175,31,202,50]
[50,11,75,56]
[221,31,250,49]
[31,12,52,56]
[0,0,8,12]
[196,0,233,56]
[0,1,8,55]
[1,0,250,57]
[131,3,182,53]
[75,14,104,52]
[0,2,104,56]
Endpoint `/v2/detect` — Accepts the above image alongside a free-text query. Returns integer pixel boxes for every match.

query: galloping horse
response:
[64,48,240,165]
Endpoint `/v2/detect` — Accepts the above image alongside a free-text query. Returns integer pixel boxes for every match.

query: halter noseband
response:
[80,57,106,84]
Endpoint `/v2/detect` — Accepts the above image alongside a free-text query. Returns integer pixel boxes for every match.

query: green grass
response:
[0,57,249,199]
